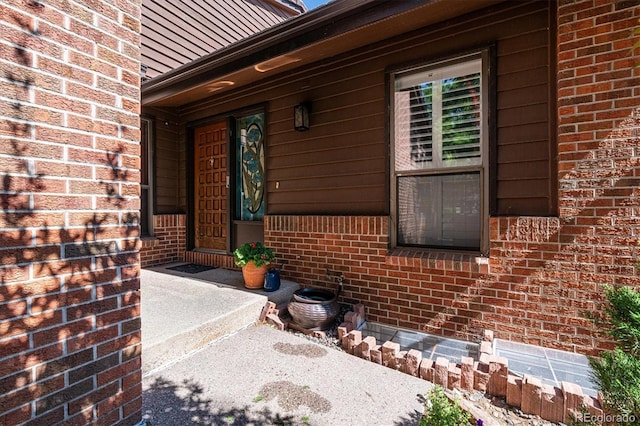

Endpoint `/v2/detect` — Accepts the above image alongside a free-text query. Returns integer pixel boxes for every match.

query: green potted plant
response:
[233,242,275,289]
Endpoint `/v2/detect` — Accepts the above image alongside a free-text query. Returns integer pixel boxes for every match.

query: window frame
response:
[140,116,154,237]
[389,49,491,254]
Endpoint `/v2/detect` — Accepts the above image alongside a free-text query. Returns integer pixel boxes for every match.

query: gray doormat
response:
[166,263,218,274]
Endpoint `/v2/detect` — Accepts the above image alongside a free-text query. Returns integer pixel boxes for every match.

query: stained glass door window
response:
[235,113,265,220]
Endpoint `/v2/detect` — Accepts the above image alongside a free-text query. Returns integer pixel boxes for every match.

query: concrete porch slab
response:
[141,265,299,373]
[146,262,300,309]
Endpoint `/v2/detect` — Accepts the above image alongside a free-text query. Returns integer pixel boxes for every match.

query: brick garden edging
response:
[338,305,603,425]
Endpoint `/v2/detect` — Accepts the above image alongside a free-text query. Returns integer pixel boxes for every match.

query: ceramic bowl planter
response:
[288,280,342,330]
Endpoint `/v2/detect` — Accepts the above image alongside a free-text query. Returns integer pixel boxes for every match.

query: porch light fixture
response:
[294,102,311,131]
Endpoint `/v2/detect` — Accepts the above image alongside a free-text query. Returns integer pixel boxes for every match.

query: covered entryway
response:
[194,122,228,251]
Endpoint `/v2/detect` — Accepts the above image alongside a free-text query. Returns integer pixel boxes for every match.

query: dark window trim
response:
[388,46,494,255]
[140,115,155,237]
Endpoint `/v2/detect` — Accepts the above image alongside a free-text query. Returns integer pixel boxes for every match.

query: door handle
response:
[226,175,230,189]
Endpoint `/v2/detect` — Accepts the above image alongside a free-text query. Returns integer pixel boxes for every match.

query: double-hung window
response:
[391,51,489,252]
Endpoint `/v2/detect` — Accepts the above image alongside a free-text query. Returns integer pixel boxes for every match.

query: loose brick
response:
[381,341,400,367]
[541,384,565,424]
[562,381,584,424]
[345,330,362,355]
[476,353,490,373]
[473,368,490,392]
[259,301,276,322]
[355,336,376,360]
[434,357,449,389]
[506,375,523,408]
[344,311,358,329]
[403,349,422,377]
[353,303,365,319]
[266,314,284,331]
[521,375,542,417]
[460,357,474,391]
[337,322,354,341]
[390,350,407,371]
[582,394,603,418]
[370,345,382,365]
[487,355,508,397]
[419,359,434,382]
[447,364,461,390]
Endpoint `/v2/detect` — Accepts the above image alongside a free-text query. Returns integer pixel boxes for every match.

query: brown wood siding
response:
[496,16,555,216]
[177,1,554,217]
[141,0,297,79]
[144,107,182,213]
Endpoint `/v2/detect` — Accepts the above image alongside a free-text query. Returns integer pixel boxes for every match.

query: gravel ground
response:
[280,304,560,426]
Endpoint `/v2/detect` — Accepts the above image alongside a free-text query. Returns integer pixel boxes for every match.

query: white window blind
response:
[394,58,482,171]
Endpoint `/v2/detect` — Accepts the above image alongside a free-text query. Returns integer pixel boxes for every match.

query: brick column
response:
[556,0,640,352]
[0,1,142,424]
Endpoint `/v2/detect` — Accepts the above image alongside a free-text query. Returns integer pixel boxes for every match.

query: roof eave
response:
[141,0,433,105]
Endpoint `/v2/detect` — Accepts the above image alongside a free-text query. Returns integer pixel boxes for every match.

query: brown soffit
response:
[141,0,503,108]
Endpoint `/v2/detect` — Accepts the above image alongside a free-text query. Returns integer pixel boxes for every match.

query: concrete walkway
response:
[140,264,433,425]
[142,325,431,426]
[140,262,596,425]
[141,264,299,373]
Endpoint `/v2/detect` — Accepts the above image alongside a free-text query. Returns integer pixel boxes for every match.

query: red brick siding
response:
[265,209,635,355]
[140,214,186,267]
[273,0,640,356]
[138,214,238,269]
[265,216,494,342]
[185,251,236,270]
[555,0,640,347]
[0,1,142,424]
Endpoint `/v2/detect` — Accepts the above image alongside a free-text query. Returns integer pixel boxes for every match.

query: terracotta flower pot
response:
[242,261,268,289]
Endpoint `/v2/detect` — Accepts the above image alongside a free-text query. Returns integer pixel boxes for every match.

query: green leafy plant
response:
[233,241,274,267]
[588,285,640,422]
[420,385,471,426]
[252,395,264,403]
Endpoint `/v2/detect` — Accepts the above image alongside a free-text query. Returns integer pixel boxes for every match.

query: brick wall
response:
[555,0,640,346]
[264,1,640,356]
[185,250,236,270]
[140,214,186,267]
[264,216,495,343]
[0,1,142,424]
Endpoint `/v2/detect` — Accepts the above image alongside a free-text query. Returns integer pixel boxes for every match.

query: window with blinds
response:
[392,53,487,251]
[394,58,482,171]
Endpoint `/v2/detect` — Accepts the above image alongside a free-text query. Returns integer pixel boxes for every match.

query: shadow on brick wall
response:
[0,3,141,423]
[424,107,640,353]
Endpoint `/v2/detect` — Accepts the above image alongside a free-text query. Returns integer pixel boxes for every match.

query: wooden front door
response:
[194,122,228,251]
